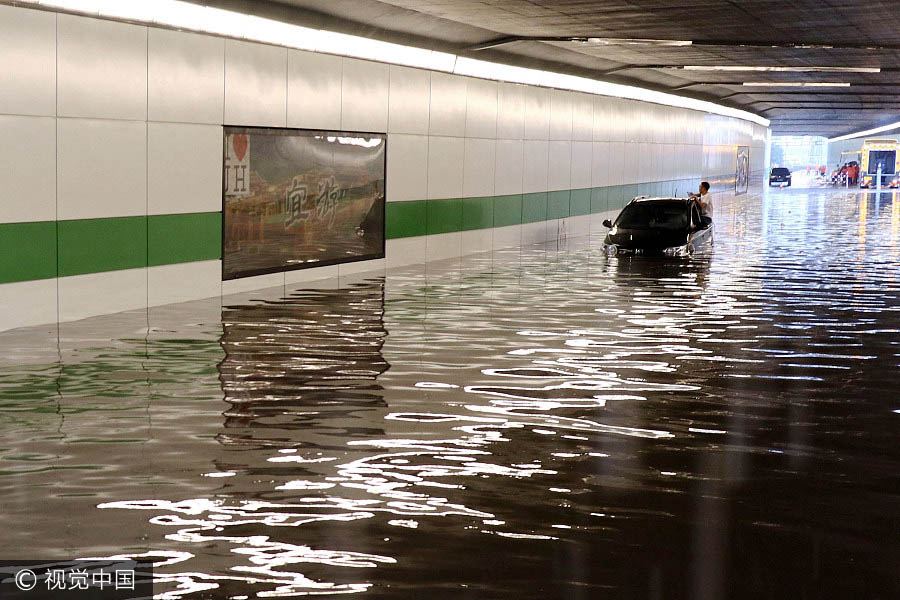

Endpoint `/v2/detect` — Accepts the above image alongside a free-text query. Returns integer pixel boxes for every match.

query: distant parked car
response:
[769,167,791,187]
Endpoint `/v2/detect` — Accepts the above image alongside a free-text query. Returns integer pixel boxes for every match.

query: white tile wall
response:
[427,136,464,199]
[57,15,147,121]
[593,97,611,142]
[0,5,56,117]
[222,272,284,297]
[465,77,498,139]
[0,279,58,331]
[492,224,522,249]
[592,142,609,187]
[623,143,639,184]
[638,143,651,182]
[341,58,389,132]
[623,103,639,143]
[522,221,549,245]
[663,108,676,144]
[224,40,287,127]
[58,269,147,323]
[663,144,676,181]
[149,29,224,124]
[0,115,56,223]
[524,87,550,140]
[57,118,147,220]
[287,50,342,130]
[387,134,429,202]
[494,139,525,195]
[388,65,430,135]
[0,3,765,332]
[610,142,626,186]
[549,90,573,141]
[426,231,461,262]
[523,140,550,193]
[148,260,221,307]
[497,83,525,139]
[148,122,223,215]
[568,214,592,237]
[548,141,572,191]
[386,236,427,268]
[572,94,593,142]
[429,73,467,137]
[285,264,338,285]
[463,138,497,198]
[572,142,592,189]
[339,258,386,280]
[608,99,626,142]
[461,228,493,255]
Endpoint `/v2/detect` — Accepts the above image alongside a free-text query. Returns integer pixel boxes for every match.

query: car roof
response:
[629,196,694,205]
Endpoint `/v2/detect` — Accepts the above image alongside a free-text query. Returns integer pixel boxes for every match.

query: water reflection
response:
[218,282,391,448]
[1,189,899,598]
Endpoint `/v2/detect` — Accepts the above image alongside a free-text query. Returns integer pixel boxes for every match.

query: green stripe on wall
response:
[462,196,494,231]
[548,190,571,219]
[0,221,57,284]
[149,212,221,266]
[2,176,738,284]
[426,198,462,235]
[385,200,426,239]
[58,216,147,277]
[570,188,591,216]
[493,194,522,227]
[522,192,548,223]
[590,187,607,214]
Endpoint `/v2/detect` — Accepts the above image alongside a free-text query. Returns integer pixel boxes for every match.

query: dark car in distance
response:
[769,167,792,187]
[602,196,712,257]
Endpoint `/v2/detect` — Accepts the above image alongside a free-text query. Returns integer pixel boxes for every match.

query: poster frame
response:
[735,145,750,196]
[221,125,387,281]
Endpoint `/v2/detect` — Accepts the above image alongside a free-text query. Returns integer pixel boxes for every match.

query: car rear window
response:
[616,202,689,230]
[772,168,790,175]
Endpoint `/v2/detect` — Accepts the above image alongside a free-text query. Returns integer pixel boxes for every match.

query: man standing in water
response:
[689,181,712,226]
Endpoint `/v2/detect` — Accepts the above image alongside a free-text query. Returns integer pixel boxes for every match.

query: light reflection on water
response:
[1,189,900,598]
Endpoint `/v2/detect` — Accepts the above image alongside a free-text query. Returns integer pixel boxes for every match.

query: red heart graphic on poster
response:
[233,134,248,161]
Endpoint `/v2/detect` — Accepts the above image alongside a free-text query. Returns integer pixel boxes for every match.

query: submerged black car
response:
[769,167,792,186]
[602,197,712,257]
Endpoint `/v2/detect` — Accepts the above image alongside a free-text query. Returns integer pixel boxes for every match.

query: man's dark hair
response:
[700,181,710,191]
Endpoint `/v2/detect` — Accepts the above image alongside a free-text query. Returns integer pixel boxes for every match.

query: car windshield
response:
[616,202,689,230]
[772,168,790,175]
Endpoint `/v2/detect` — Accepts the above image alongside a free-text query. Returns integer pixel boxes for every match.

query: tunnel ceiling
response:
[198,0,900,138]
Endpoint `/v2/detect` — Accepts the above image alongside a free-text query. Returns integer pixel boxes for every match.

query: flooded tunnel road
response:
[1,188,898,599]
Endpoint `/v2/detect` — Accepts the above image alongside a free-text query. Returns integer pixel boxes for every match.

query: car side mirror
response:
[602,219,612,228]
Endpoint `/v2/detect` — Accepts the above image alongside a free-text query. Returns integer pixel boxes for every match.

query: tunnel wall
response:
[0,4,767,331]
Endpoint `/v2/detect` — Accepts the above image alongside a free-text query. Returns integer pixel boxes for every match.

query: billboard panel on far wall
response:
[735,146,750,195]
[223,127,385,280]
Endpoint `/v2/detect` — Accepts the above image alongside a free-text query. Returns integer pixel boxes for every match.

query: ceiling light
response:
[685,65,879,73]
[19,0,767,126]
[829,121,900,142]
[742,82,852,87]
[582,37,692,47]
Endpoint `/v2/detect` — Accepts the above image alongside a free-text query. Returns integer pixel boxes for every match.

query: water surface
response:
[1,188,899,599]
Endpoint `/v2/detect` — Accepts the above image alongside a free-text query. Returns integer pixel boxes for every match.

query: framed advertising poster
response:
[223,126,386,280]
[735,145,750,195]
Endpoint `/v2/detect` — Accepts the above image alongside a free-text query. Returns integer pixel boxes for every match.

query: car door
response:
[688,202,709,249]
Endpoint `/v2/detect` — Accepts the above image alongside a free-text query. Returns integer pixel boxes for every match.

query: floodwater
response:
[1,188,899,599]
